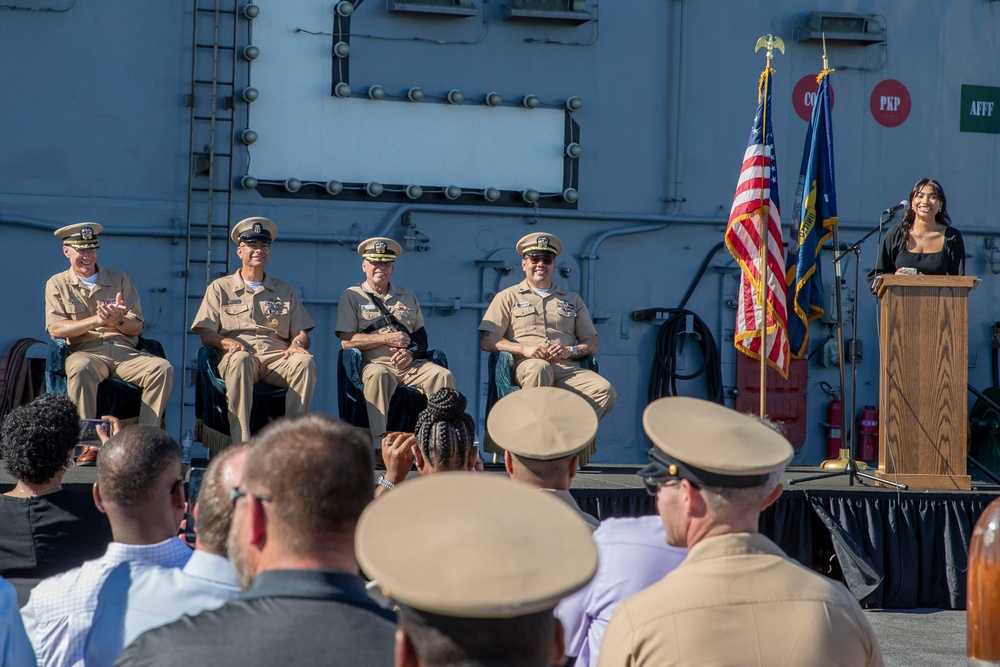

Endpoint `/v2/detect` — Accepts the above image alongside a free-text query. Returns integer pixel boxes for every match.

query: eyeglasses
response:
[241,242,271,251]
[641,476,699,496]
[526,255,554,265]
[230,487,273,507]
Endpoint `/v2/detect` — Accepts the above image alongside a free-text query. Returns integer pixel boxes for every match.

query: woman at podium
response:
[870,178,966,284]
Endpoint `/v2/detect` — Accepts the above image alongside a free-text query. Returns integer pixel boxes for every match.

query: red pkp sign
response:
[870,79,911,128]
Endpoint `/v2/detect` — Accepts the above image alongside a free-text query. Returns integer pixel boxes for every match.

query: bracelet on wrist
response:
[377,475,395,491]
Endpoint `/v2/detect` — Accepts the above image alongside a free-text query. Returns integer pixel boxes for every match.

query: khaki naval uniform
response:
[480,280,616,419]
[44,266,173,425]
[192,271,316,443]
[598,532,884,667]
[336,281,454,442]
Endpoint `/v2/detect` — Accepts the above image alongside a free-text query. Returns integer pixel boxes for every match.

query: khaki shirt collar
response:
[684,532,782,566]
[360,281,398,299]
[516,279,566,296]
[67,264,112,289]
[226,270,277,294]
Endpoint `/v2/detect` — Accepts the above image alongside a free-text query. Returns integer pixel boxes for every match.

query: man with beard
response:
[336,237,455,453]
[479,232,615,422]
[113,414,396,667]
[45,223,174,440]
[84,445,248,667]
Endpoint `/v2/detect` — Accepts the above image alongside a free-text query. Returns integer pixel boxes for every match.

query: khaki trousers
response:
[515,359,616,420]
[362,358,455,445]
[65,342,174,427]
[217,349,317,443]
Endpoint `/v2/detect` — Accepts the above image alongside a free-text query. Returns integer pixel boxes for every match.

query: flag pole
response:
[753,34,784,418]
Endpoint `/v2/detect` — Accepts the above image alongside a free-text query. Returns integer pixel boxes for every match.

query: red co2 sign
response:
[792,75,835,122]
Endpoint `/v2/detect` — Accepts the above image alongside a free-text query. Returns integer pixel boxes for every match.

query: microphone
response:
[883,200,907,216]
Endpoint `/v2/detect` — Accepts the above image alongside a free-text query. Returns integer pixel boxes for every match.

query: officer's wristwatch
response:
[569,346,579,359]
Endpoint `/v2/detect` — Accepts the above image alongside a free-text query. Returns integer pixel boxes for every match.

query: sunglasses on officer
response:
[525,254,554,265]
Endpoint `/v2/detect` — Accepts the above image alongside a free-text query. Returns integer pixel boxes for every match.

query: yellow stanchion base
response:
[820,449,869,471]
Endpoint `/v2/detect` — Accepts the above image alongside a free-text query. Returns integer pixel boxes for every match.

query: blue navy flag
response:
[787,71,837,359]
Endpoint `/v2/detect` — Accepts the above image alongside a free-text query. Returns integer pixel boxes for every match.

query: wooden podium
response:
[874,275,978,490]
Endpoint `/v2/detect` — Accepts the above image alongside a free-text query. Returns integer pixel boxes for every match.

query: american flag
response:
[725,69,790,378]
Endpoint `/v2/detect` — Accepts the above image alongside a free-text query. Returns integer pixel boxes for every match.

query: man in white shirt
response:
[83,444,249,667]
[555,516,687,666]
[20,426,191,667]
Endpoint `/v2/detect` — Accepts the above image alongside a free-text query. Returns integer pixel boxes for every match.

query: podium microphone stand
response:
[790,208,907,489]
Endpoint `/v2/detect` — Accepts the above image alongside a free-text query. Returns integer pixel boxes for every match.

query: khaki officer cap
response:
[487,387,597,460]
[230,217,278,244]
[55,223,104,249]
[516,232,562,257]
[357,237,403,263]
[356,473,597,618]
[639,397,793,488]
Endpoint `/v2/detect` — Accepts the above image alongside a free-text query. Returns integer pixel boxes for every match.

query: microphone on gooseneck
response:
[883,200,907,216]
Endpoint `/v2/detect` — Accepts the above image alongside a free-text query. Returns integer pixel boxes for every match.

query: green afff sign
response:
[960,85,1000,134]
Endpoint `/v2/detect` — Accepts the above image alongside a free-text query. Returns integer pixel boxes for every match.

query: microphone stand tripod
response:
[790,209,907,489]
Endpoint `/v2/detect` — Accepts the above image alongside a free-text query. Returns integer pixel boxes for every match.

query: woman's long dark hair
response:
[896,178,952,252]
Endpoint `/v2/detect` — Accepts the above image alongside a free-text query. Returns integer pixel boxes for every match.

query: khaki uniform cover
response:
[336,281,454,442]
[192,271,317,443]
[480,280,616,419]
[44,266,173,425]
[598,532,884,667]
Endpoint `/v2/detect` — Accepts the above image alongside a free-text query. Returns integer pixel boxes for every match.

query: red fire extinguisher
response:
[823,386,843,460]
[856,406,879,462]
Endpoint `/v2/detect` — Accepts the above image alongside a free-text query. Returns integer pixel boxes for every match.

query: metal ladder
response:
[180,0,241,440]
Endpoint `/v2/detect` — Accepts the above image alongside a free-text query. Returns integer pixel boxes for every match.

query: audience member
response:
[375,388,481,497]
[0,393,113,579]
[1,576,35,667]
[597,397,884,666]
[113,414,395,667]
[357,473,597,667]
[20,426,191,667]
[489,386,599,528]
[84,444,249,667]
[555,516,687,666]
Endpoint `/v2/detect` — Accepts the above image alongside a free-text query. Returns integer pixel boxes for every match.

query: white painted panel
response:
[248,0,565,191]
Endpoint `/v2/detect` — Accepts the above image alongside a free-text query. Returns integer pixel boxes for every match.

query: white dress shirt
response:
[20,538,192,667]
[83,549,239,667]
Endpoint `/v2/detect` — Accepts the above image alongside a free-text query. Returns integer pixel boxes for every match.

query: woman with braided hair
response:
[375,388,483,496]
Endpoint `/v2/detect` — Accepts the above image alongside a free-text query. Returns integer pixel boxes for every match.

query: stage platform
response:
[6,462,999,611]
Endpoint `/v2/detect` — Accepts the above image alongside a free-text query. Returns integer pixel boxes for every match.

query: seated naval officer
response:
[356,473,598,667]
[479,232,616,421]
[489,386,599,529]
[44,223,173,432]
[191,217,317,444]
[336,237,455,451]
[597,397,884,667]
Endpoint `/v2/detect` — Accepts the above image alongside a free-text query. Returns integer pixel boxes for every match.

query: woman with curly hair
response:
[375,387,482,496]
[1,393,112,578]
[869,178,966,285]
